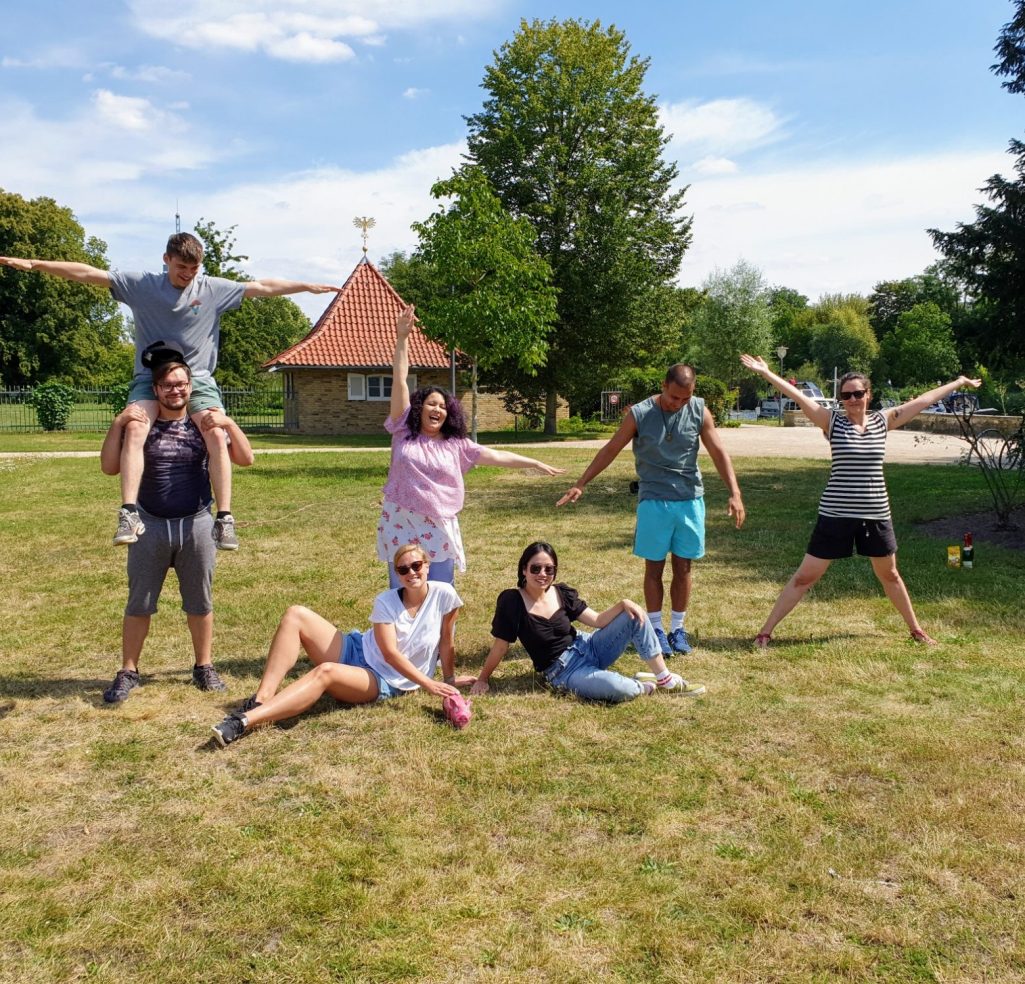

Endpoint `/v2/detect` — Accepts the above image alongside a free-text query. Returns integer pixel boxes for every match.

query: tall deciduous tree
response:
[192,219,310,390]
[867,271,959,340]
[877,302,960,385]
[412,168,557,438]
[0,190,125,387]
[929,1,1025,370]
[808,297,878,378]
[465,18,692,431]
[690,260,772,388]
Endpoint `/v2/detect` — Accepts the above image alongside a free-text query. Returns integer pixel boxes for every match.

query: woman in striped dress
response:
[740,355,980,647]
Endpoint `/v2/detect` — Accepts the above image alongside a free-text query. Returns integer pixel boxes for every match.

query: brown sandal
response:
[754,633,772,649]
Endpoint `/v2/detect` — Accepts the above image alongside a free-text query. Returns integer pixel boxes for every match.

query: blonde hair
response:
[393,543,428,567]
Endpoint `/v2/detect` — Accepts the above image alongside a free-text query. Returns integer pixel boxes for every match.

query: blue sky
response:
[2,0,1020,319]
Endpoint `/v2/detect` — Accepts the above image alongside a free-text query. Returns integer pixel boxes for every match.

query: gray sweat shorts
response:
[125,507,216,617]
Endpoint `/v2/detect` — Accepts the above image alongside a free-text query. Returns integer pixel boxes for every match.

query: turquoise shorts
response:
[128,374,224,414]
[633,497,705,561]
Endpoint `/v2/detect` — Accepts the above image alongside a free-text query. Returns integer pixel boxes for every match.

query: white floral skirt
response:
[375,499,467,571]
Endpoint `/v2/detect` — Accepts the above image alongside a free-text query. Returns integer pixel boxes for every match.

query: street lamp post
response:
[776,345,788,426]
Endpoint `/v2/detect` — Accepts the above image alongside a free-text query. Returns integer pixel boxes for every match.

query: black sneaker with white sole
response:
[103,668,141,703]
[211,713,247,747]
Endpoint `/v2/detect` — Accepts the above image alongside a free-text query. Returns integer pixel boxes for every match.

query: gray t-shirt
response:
[109,270,246,380]
[630,394,705,501]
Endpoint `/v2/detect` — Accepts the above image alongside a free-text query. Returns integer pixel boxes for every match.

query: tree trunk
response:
[471,358,479,443]
[544,389,558,435]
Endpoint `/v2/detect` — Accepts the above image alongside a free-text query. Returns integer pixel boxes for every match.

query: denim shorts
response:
[339,630,401,701]
[128,373,224,413]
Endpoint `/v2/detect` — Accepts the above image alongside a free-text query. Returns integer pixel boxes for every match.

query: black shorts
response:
[807,514,897,560]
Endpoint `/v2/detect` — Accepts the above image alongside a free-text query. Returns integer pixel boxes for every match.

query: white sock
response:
[671,610,686,632]
[647,612,664,632]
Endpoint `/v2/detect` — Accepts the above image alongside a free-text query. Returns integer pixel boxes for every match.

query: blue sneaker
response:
[668,628,693,655]
[652,626,672,656]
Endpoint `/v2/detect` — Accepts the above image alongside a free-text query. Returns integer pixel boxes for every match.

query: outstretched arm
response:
[885,375,982,430]
[469,638,510,696]
[740,353,831,432]
[0,256,110,287]
[474,446,565,476]
[390,304,415,421]
[556,411,637,506]
[243,278,341,298]
[699,408,746,529]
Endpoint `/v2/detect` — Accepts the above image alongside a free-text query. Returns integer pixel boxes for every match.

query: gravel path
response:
[0,424,966,465]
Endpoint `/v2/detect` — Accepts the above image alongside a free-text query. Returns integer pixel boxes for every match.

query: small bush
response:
[695,374,736,427]
[107,382,131,417]
[29,382,76,431]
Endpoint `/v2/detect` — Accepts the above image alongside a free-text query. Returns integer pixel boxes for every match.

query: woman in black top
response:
[470,542,705,701]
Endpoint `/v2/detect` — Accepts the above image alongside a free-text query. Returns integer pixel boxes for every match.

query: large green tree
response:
[192,219,311,390]
[807,295,879,377]
[412,168,557,436]
[689,260,772,388]
[877,302,960,385]
[929,1,1025,370]
[465,18,692,431]
[0,190,126,387]
[867,271,959,340]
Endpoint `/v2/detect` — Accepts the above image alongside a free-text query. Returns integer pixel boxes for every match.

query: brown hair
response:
[165,233,204,264]
[838,371,871,394]
[153,361,192,386]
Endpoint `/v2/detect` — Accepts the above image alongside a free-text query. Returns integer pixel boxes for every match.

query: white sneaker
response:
[113,508,145,545]
[635,671,706,697]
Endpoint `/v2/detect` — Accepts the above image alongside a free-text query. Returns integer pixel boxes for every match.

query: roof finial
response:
[353,215,376,257]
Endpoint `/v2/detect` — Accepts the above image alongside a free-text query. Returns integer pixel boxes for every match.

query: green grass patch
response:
[1,451,1023,981]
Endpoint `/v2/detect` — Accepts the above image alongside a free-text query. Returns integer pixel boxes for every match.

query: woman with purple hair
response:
[377,305,564,586]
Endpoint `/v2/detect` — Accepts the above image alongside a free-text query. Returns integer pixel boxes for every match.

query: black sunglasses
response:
[839,389,867,400]
[529,563,556,576]
[395,560,426,576]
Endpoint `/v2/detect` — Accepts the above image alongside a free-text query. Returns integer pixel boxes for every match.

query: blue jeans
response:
[544,611,660,702]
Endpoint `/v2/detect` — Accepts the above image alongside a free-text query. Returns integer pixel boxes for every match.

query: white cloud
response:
[1,45,89,70]
[107,63,192,84]
[678,149,1012,298]
[403,87,428,100]
[126,0,495,61]
[690,156,738,176]
[660,97,785,162]
[92,90,159,131]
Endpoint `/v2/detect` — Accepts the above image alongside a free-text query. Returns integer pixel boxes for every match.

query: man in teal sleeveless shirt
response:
[558,365,745,656]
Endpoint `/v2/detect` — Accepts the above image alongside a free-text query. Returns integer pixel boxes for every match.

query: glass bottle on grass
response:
[962,532,974,569]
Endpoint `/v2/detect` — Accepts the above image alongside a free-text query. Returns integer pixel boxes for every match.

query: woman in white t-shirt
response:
[210,544,467,746]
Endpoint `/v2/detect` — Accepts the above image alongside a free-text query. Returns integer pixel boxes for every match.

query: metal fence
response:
[0,379,286,433]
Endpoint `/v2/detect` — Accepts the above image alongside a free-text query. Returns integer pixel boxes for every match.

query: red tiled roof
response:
[263,258,453,370]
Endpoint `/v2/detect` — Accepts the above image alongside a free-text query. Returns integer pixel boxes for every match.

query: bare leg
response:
[668,554,692,612]
[757,554,832,639]
[253,605,345,704]
[187,612,213,666]
[193,409,232,513]
[121,614,150,671]
[643,558,667,613]
[870,554,934,641]
[244,662,378,728]
[119,401,158,504]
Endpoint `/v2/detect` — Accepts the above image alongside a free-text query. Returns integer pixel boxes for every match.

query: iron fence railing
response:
[0,380,285,432]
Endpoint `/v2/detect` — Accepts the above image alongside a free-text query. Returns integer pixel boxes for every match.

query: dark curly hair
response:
[517,541,558,588]
[406,386,468,440]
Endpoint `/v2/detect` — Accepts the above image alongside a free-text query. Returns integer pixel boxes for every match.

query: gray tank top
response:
[630,395,705,501]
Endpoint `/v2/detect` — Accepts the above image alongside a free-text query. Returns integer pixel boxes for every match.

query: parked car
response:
[757,397,798,418]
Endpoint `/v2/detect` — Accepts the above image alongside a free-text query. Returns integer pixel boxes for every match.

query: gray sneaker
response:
[113,508,145,545]
[103,668,141,703]
[211,713,247,747]
[212,515,239,551]
[192,663,227,692]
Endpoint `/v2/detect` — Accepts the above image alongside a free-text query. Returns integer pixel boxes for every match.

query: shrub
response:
[28,382,76,431]
[107,382,131,417]
[695,374,736,427]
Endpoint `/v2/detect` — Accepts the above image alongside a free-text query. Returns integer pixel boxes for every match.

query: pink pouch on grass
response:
[443,693,472,730]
